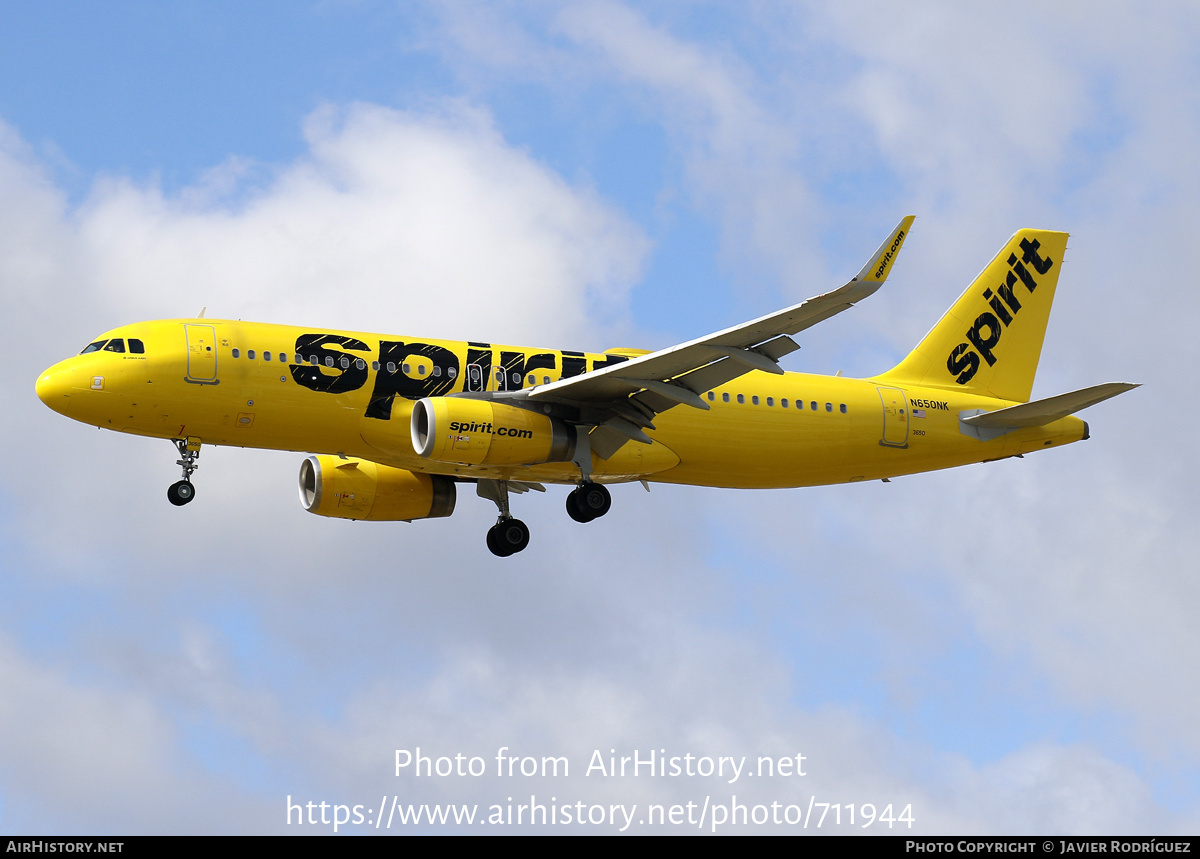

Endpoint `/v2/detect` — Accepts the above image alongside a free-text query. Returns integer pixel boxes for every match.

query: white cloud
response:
[66,101,647,347]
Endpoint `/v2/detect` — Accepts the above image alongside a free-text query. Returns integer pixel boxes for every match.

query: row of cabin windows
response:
[80,338,145,355]
[229,347,611,387]
[228,345,629,388]
[229,348,461,379]
[225,349,843,408]
[230,349,566,386]
[706,390,848,414]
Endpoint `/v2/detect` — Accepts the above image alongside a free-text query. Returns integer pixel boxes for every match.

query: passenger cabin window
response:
[722,392,730,403]
[356,359,367,370]
[781,398,789,408]
[766,397,774,407]
[840,404,847,414]
[737,394,745,404]
[825,402,832,412]
[810,401,817,411]
[81,340,107,354]
[103,340,125,353]
[752,395,760,405]
[263,351,272,361]
[340,356,350,369]
[248,350,256,360]
[128,339,145,354]
[232,348,240,358]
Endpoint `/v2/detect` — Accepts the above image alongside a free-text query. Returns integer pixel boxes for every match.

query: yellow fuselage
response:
[36,318,1088,488]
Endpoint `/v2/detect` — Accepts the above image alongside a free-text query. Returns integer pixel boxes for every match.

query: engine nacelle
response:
[298,456,456,521]
[411,397,575,466]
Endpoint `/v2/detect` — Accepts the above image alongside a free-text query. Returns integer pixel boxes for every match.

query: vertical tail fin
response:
[876,229,1069,403]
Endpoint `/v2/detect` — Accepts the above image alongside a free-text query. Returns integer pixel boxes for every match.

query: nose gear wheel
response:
[167,480,195,506]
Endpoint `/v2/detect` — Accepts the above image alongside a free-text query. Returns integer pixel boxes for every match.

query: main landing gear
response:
[477,479,532,557]
[477,478,613,557]
[566,481,611,523]
[486,517,530,558]
[167,438,200,507]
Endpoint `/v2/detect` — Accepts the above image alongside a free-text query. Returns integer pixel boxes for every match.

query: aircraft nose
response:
[36,361,77,413]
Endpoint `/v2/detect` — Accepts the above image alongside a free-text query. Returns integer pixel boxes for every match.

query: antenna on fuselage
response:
[197,307,207,318]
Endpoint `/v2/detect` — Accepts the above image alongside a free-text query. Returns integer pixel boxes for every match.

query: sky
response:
[2,0,1198,835]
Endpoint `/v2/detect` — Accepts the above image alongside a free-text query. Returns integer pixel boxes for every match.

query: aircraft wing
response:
[497,216,915,458]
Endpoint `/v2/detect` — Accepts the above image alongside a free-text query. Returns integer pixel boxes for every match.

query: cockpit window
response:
[128,339,145,354]
[103,340,126,353]
[80,340,107,354]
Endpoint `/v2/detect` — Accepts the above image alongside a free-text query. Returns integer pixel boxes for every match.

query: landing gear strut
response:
[477,479,531,557]
[168,437,200,507]
[566,481,611,523]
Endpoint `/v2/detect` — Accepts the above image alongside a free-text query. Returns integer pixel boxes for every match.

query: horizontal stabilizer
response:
[961,382,1140,429]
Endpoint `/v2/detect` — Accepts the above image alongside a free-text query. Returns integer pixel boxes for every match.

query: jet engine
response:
[298,455,456,521]
[411,397,576,466]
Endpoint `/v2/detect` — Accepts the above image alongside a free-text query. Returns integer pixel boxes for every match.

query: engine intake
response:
[299,456,456,521]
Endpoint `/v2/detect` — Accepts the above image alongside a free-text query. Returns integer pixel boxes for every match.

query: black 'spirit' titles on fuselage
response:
[366,341,459,420]
[945,237,1054,385]
[909,398,949,410]
[447,421,534,439]
[873,230,906,279]
[284,338,630,420]
[291,334,370,394]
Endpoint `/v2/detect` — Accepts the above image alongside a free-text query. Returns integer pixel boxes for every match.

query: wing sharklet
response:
[853,215,915,283]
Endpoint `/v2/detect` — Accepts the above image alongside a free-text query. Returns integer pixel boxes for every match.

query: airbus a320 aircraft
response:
[37,217,1136,556]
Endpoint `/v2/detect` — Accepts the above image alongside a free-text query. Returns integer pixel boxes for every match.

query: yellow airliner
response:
[36,217,1136,556]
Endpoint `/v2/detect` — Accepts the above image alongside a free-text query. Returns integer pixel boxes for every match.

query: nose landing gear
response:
[168,437,200,506]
